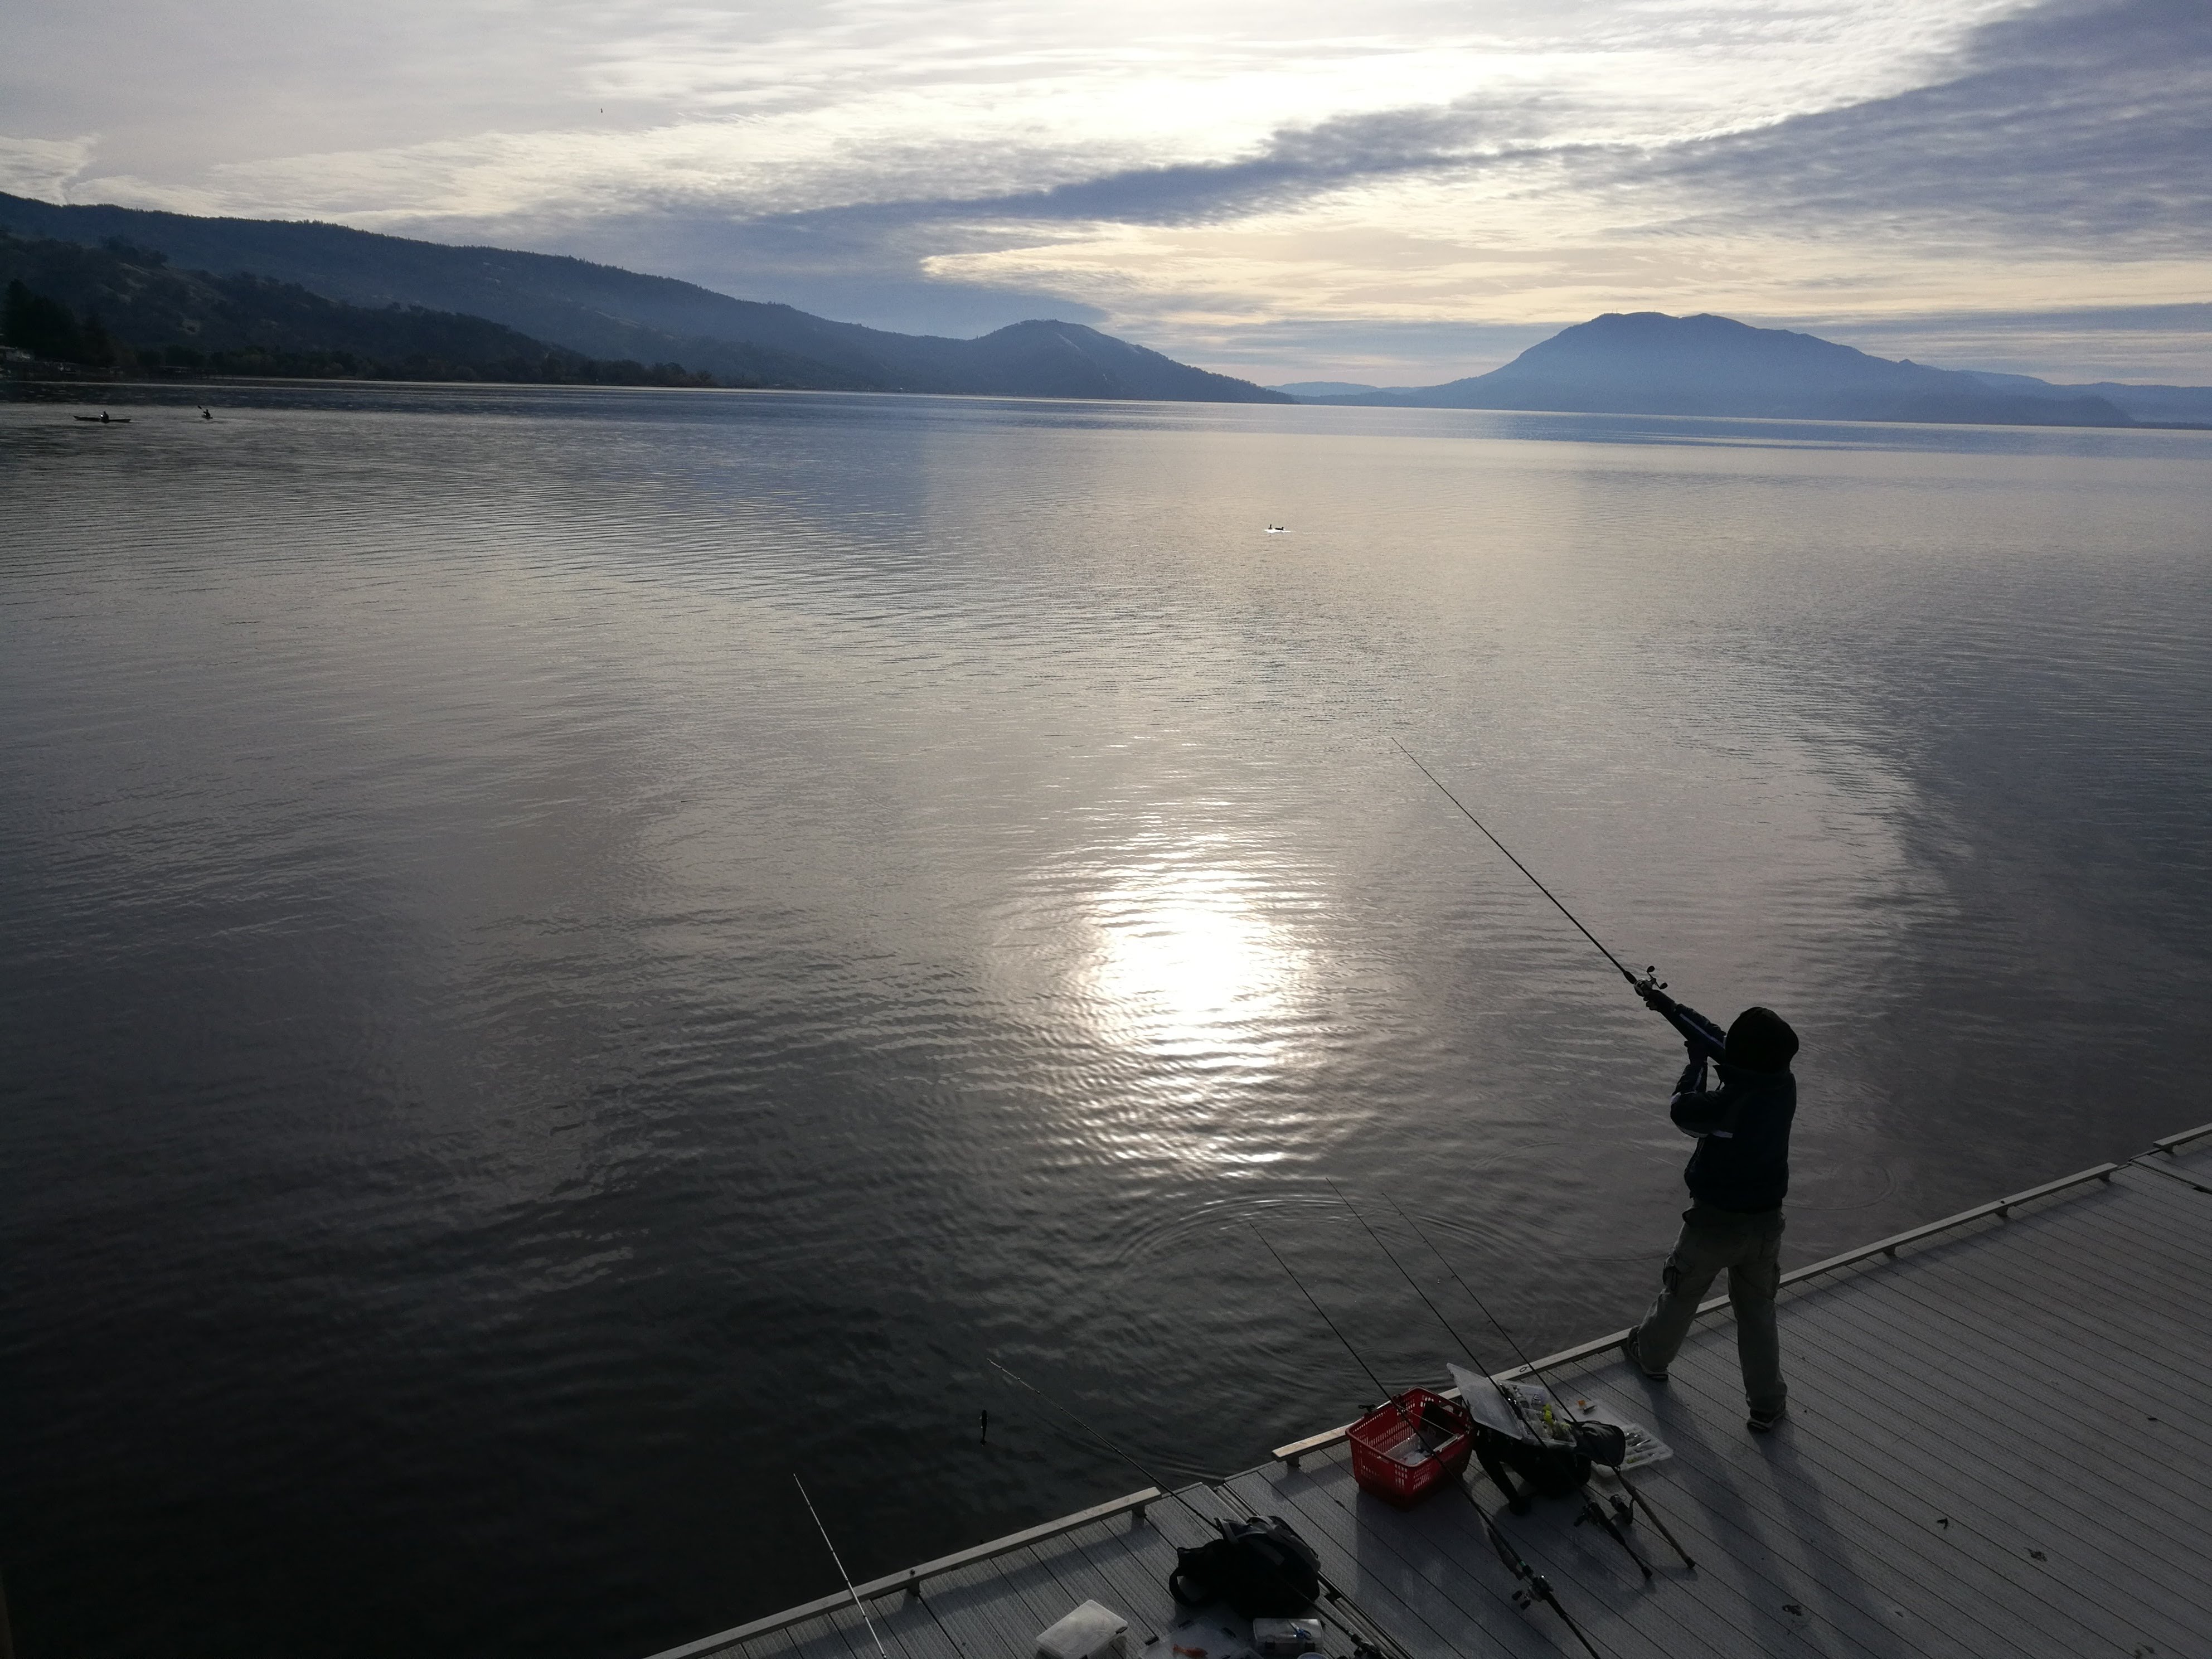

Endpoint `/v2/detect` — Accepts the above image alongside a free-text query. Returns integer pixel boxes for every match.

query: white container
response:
[1251,1616,1326,1657]
[1036,1599,1129,1659]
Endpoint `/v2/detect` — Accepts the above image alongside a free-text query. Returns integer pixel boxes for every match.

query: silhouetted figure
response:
[1621,990,1798,1433]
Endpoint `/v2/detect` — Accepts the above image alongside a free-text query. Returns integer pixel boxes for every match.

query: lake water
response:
[3,382,2209,1659]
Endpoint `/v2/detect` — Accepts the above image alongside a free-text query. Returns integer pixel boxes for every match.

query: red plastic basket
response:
[1346,1388,1473,1508]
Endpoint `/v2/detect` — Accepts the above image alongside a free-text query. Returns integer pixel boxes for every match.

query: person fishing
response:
[1387,740,1800,1432]
[1620,986,1798,1432]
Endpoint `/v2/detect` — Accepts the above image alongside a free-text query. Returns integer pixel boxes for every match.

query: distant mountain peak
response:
[0,191,1290,404]
[1290,308,2145,429]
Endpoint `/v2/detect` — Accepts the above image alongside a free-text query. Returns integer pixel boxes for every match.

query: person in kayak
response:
[1619,989,1799,1433]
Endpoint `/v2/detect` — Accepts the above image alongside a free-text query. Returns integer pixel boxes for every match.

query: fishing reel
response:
[1632,966,1668,998]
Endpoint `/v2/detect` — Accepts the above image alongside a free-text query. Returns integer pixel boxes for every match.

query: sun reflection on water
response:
[1078,854,1309,1058]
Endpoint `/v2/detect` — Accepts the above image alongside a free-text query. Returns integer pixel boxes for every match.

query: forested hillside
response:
[0,193,1291,401]
[0,232,731,385]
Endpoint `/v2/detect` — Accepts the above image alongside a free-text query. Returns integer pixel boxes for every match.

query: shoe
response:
[1619,1331,1667,1382]
[1748,1404,1787,1434]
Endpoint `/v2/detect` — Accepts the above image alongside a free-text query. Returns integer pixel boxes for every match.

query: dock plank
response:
[1637,1194,2203,1659]
[1486,1372,2022,1659]
[1794,1258,2212,1545]
[1033,1514,1187,1646]
[657,1141,2212,1659]
[1610,1361,2113,1659]
[1236,1445,1792,1659]
[1200,1469,1530,1659]
[916,1550,1071,1659]
[1763,1342,2212,1657]
[1549,1260,2203,1653]
[1822,1233,2212,1420]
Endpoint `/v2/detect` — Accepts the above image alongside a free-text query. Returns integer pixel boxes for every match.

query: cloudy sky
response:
[4,0,2207,382]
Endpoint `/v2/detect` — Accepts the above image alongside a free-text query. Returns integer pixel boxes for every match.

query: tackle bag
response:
[1568,1420,1628,1469]
[1471,1425,1594,1499]
[1447,1363,1629,1503]
[1168,1516,1321,1617]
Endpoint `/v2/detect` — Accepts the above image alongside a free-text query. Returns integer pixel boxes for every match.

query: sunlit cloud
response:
[8,0,2209,380]
[0,134,99,201]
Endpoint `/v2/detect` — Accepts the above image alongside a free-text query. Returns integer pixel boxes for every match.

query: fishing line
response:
[1325,1179,1551,1448]
[793,1474,891,1659]
[1390,738,1639,987]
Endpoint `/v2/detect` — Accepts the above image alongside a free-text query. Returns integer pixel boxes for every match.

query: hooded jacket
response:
[1660,1001,1796,1213]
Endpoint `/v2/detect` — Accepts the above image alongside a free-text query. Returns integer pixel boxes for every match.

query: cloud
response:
[1643,0,2212,254]
[11,0,2211,380]
[0,134,98,201]
[917,100,1559,227]
[38,1,2026,232]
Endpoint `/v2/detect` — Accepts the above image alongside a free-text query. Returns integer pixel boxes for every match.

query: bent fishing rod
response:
[1391,739,1721,1058]
[1371,1191,1696,1573]
[1324,1182,1655,1580]
[1249,1225,1607,1659]
[1390,739,1643,988]
[985,1358,1419,1659]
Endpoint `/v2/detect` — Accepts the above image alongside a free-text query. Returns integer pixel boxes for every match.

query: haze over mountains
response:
[6,191,2209,428]
[1275,313,2212,428]
[0,192,1288,403]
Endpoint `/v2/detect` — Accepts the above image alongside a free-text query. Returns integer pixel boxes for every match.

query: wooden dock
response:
[646,1124,2212,1659]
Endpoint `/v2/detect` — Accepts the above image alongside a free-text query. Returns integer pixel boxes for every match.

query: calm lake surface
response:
[3,382,2209,1659]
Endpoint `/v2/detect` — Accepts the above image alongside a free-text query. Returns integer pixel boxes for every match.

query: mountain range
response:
[1272,312,2212,428]
[1,232,726,386]
[0,191,1288,402]
[5,191,2205,427]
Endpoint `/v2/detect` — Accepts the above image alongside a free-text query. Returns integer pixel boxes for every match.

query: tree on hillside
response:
[79,309,123,366]
[4,278,86,360]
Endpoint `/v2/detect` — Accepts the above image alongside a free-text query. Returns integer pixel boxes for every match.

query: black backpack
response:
[1169,1516,1321,1617]
[1472,1418,1628,1506]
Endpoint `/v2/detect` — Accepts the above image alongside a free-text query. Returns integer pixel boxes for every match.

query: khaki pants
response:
[1632,1204,1786,1413]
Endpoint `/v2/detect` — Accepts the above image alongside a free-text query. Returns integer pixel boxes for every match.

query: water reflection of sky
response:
[6,390,2211,1659]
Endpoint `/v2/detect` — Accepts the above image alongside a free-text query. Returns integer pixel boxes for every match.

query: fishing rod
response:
[1391,740,1733,1103]
[794,1474,891,1659]
[1322,1180,1539,1439]
[1248,1226,1409,1417]
[1375,1193,1696,1573]
[1389,739,1645,991]
[1250,1225,1607,1659]
[986,1359,1420,1659]
[1324,1182,1656,1582]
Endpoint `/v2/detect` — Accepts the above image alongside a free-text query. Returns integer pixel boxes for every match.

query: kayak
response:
[72,414,131,424]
